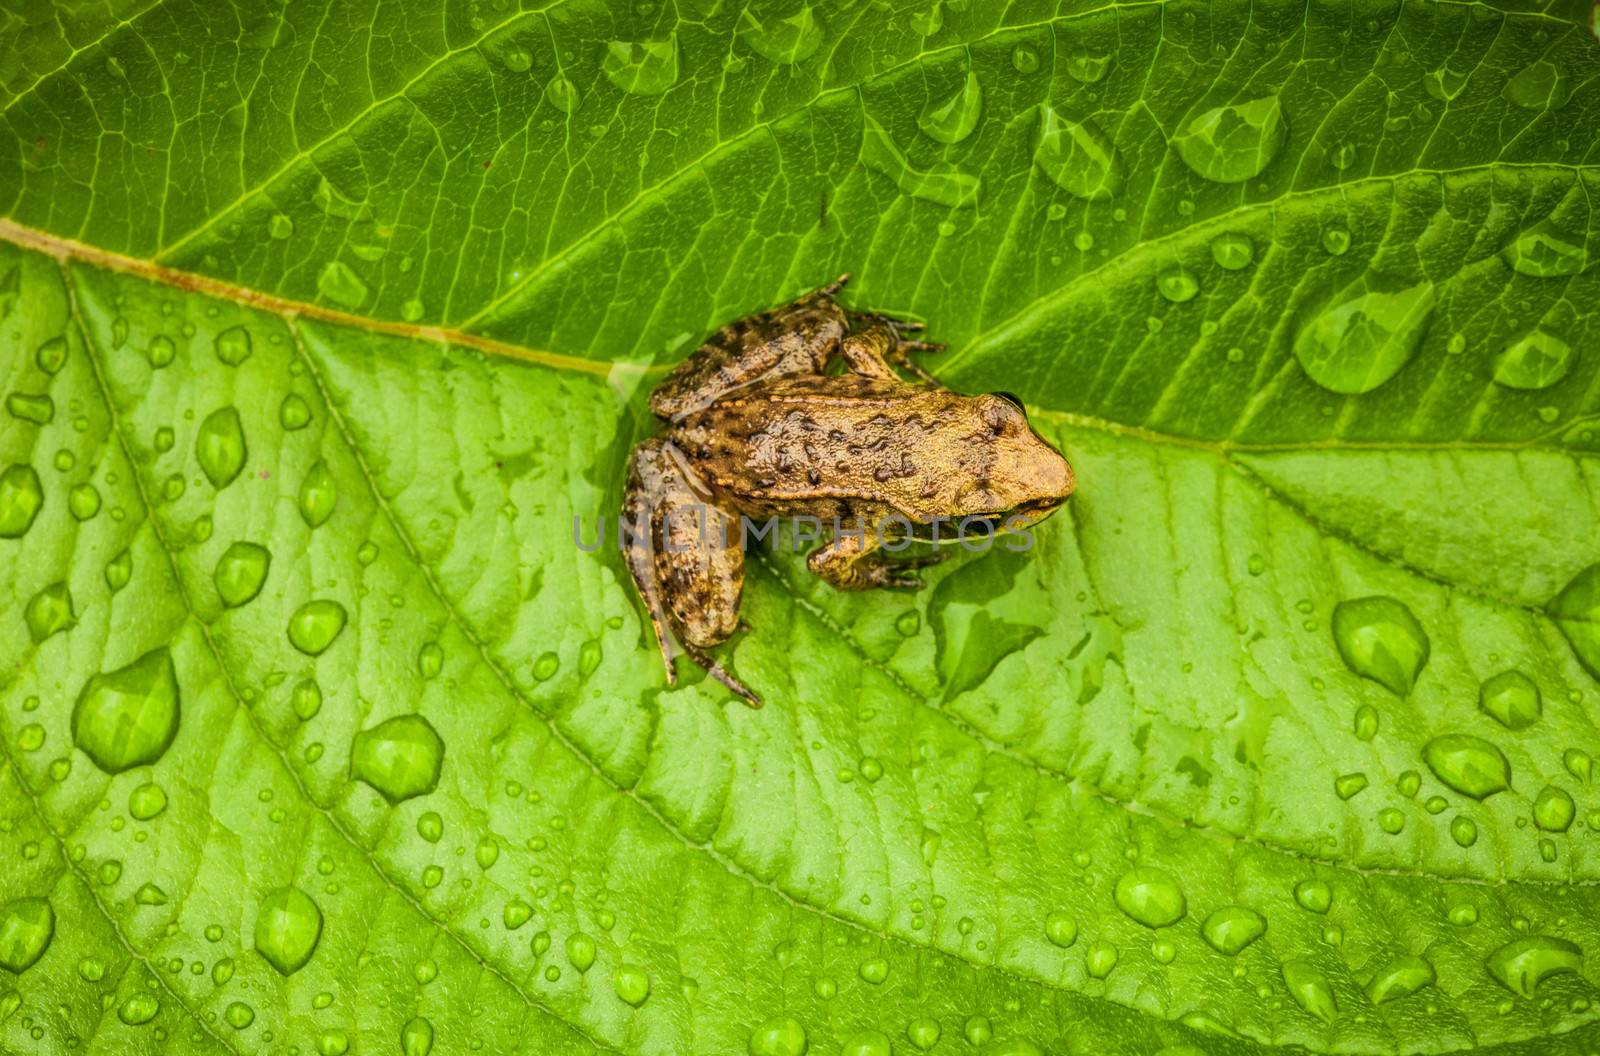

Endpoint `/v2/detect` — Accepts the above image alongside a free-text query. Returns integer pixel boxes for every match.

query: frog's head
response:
[950,391,1074,531]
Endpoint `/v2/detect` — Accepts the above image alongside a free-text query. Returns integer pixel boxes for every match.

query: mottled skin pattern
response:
[624,275,1075,706]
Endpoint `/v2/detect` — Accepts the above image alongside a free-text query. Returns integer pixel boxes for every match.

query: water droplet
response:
[35,336,67,374]
[318,1029,351,1056]
[400,298,425,322]
[1032,106,1122,201]
[254,886,322,975]
[288,599,346,655]
[1113,867,1186,927]
[919,71,982,144]
[1085,939,1118,978]
[1157,267,1200,303]
[128,782,168,820]
[1331,596,1429,695]
[77,956,105,980]
[280,393,312,431]
[1423,734,1511,800]
[1487,936,1583,997]
[1010,44,1040,73]
[269,213,294,239]
[1294,280,1435,394]
[1378,807,1405,833]
[196,407,247,489]
[144,334,176,369]
[561,931,596,972]
[0,463,45,538]
[104,548,133,593]
[6,392,53,425]
[1565,748,1591,784]
[133,881,167,905]
[545,76,581,113]
[401,1016,434,1056]
[72,648,180,773]
[214,326,252,366]
[417,811,443,842]
[1501,224,1587,277]
[1329,140,1358,170]
[0,898,54,972]
[65,482,99,521]
[1172,95,1285,183]
[1494,329,1574,390]
[1044,911,1077,948]
[1200,905,1267,955]
[1294,879,1332,913]
[17,723,44,751]
[118,992,159,1025]
[1451,814,1478,846]
[1553,565,1600,681]
[224,1001,255,1029]
[840,1032,890,1056]
[748,1016,807,1056]
[1321,227,1351,255]
[1449,903,1479,926]
[1334,772,1368,800]
[1424,65,1468,101]
[317,261,369,309]
[287,678,322,722]
[1281,960,1337,1022]
[740,7,823,65]
[24,582,75,643]
[1210,232,1254,270]
[1479,670,1541,729]
[962,1017,992,1046]
[1533,785,1575,832]
[906,1018,940,1051]
[602,37,678,95]
[298,459,337,527]
[859,957,889,984]
[859,116,979,208]
[351,714,443,803]
[1368,955,1434,1004]
[1503,59,1571,111]
[1065,48,1110,83]
[214,542,271,608]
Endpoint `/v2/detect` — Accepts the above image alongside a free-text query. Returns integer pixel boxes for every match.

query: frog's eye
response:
[993,391,1029,419]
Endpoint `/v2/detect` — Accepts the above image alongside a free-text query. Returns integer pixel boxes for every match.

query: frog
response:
[623,274,1075,706]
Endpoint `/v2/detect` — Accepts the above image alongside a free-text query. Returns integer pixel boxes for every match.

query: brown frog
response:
[623,275,1075,706]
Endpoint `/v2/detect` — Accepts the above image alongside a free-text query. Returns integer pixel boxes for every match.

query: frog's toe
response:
[846,308,926,333]
[886,550,948,569]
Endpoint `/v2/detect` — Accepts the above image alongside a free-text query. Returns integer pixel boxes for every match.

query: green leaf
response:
[2,2,1600,1055]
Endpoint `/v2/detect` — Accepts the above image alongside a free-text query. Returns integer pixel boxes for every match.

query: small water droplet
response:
[1424,65,1468,101]
[1494,329,1574,390]
[602,37,678,95]
[1479,670,1541,729]
[1033,106,1122,201]
[269,213,294,239]
[292,679,323,721]
[1294,879,1332,913]
[6,392,53,425]
[1173,95,1285,183]
[287,599,346,655]
[918,70,982,145]
[1423,734,1512,800]
[1201,906,1266,955]
[24,582,75,643]
[1010,44,1039,73]
[317,261,369,309]
[417,811,444,843]
[1210,232,1254,270]
[224,1001,255,1029]
[860,116,979,208]
[254,886,322,975]
[0,898,54,972]
[214,542,271,608]
[1157,267,1200,303]
[1451,814,1478,846]
[1113,867,1185,927]
[296,459,337,528]
[1334,772,1368,800]
[0,463,45,538]
[1085,939,1118,978]
[35,336,68,374]
[1368,955,1434,1004]
[545,76,581,113]
[280,393,312,430]
[1501,223,1587,277]
[748,1016,807,1056]
[72,648,180,773]
[196,407,247,489]
[401,1016,434,1056]
[351,714,444,803]
[859,957,889,984]
[1281,960,1337,1022]
[840,1032,890,1056]
[117,992,159,1025]
[214,326,252,366]
[1553,565,1600,682]
[1065,48,1110,83]
[739,7,823,64]
[1533,785,1575,832]
[1486,936,1582,997]
[1503,59,1571,111]
[128,782,168,820]
[1329,140,1358,170]
[105,548,132,591]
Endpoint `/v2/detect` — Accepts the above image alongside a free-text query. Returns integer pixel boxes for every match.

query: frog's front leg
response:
[835,322,946,384]
[807,529,936,590]
[623,438,761,706]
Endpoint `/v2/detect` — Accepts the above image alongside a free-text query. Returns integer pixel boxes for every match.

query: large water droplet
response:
[254,886,322,975]
[1424,65,1469,101]
[1157,267,1200,303]
[748,1016,807,1056]
[118,992,159,1025]
[128,782,168,820]
[1331,596,1429,696]
[280,393,312,431]
[1533,785,1575,832]
[1281,960,1337,1023]
[1494,330,1574,390]
[317,261,369,309]
[1033,106,1122,201]
[288,599,347,655]
[840,1032,890,1056]
[1210,232,1254,270]
[1173,95,1285,183]
[6,392,53,424]
[1553,564,1600,681]
[602,37,678,95]
[545,75,581,113]
[1065,48,1110,83]
[1479,670,1541,729]
[1294,879,1332,913]
[613,964,651,1006]
[1422,734,1511,800]
[72,648,180,773]
[1044,911,1077,948]
[860,116,979,207]
[739,8,823,65]
[1501,224,1587,277]
[401,1016,434,1056]
[214,326,252,366]
[1367,955,1435,1004]
[0,897,54,972]
[566,931,596,972]
[298,459,337,528]
[919,71,982,144]
[196,407,247,489]
[1113,867,1186,927]
[906,1018,940,1051]
[1487,936,1582,997]
[1200,906,1266,955]
[1503,59,1571,111]
[0,463,45,538]
[350,714,444,803]
[24,582,75,643]
[1293,280,1435,394]
[35,336,67,374]
[214,542,271,608]
[225,1001,255,1029]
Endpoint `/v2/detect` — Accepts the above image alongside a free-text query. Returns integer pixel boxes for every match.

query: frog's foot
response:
[846,308,926,334]
[887,340,945,385]
[809,273,851,300]
[879,549,948,570]
[685,644,763,708]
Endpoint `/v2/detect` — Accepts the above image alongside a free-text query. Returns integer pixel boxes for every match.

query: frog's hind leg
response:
[623,438,685,687]
[837,323,947,385]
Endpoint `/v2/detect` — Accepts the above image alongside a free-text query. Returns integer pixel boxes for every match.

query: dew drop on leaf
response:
[254,886,322,975]
[1209,232,1254,270]
[214,326,252,366]
[840,1031,890,1056]
[77,956,104,981]
[906,1018,940,1051]
[1032,106,1122,201]
[24,581,74,643]
[1010,45,1039,74]
[288,599,347,655]
[268,213,294,239]
[35,336,67,374]
[318,1028,351,1056]
[1281,960,1337,1022]
[317,261,369,310]
[1533,785,1575,832]
[1200,905,1266,955]
[1368,955,1435,1004]
[1294,280,1434,394]
[1294,879,1332,913]
[1044,911,1077,948]
[1494,330,1573,389]
[739,7,823,65]
[1156,267,1200,303]
[68,482,100,520]
[566,931,596,972]
[7,392,53,424]
[279,393,312,430]
[1486,936,1582,997]
[418,641,443,679]
[859,956,888,984]
[1451,815,1478,846]
[350,714,444,803]
[1172,95,1285,183]
[72,648,181,773]
[1479,670,1541,729]
[1503,59,1571,111]
[602,38,679,95]
[0,463,45,538]
[196,407,247,489]
[401,1016,435,1056]
[214,541,271,608]
[117,992,159,1025]
[1113,867,1185,927]
[224,1001,255,1029]
[545,76,581,113]
[128,782,168,820]
[1333,772,1367,800]
[1331,596,1429,695]
[1422,734,1512,800]
[417,811,444,842]
[1085,939,1118,978]
[0,897,54,972]
[748,1016,807,1056]
[298,459,337,527]
[918,71,982,145]
[1501,224,1587,277]
[292,678,323,721]
[859,116,980,208]
[147,334,176,368]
